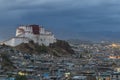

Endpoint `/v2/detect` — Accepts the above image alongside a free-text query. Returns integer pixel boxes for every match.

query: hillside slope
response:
[15,40,74,57]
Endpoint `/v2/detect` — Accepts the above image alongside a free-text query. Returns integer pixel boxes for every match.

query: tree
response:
[15,75,27,80]
[36,44,48,53]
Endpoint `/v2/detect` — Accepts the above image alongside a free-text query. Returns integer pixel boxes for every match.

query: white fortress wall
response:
[2,25,57,47]
[3,37,30,47]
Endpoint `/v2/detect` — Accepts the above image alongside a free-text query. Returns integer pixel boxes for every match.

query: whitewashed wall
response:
[2,26,56,47]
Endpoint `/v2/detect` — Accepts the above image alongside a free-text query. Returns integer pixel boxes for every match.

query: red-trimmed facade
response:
[30,25,40,35]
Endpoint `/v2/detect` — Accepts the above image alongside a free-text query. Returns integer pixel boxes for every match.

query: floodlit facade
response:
[1,25,56,47]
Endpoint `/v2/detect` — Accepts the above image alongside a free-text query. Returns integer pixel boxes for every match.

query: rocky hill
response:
[15,40,74,57]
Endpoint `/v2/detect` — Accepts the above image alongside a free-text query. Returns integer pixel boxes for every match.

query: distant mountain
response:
[59,31,120,41]
[78,31,120,41]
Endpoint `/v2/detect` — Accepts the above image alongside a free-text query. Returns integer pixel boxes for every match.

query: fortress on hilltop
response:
[1,24,56,46]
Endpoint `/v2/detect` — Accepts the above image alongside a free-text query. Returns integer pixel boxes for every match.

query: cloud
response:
[0,0,119,12]
[0,0,120,40]
[0,0,120,15]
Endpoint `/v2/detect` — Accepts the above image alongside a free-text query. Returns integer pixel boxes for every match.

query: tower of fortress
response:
[2,25,56,47]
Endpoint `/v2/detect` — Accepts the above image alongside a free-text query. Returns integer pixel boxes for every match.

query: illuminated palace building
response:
[2,25,56,47]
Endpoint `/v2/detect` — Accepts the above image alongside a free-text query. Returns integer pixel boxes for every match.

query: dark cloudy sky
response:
[0,0,120,40]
